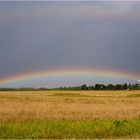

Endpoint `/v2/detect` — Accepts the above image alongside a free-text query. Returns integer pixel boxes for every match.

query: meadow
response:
[0,90,140,138]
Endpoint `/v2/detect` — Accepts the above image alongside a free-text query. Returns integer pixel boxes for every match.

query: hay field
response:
[0,90,140,138]
[0,90,140,122]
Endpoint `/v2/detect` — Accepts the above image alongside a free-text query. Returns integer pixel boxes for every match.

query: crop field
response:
[0,90,140,138]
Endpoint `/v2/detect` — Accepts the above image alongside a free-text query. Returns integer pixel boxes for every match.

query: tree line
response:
[0,83,139,91]
[81,83,140,90]
[53,83,140,90]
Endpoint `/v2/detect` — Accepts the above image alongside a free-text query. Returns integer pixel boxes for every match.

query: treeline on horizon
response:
[0,83,140,91]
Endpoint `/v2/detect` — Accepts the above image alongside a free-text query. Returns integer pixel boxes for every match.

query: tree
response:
[94,84,106,90]
[81,84,88,90]
[122,83,128,90]
[106,84,115,90]
[115,84,122,90]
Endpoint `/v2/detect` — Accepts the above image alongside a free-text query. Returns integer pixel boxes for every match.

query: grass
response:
[0,90,140,138]
[0,119,140,139]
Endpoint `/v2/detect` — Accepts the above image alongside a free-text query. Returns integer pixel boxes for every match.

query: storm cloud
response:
[0,1,140,87]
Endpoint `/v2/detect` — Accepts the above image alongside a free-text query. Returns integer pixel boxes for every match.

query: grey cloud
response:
[0,1,140,87]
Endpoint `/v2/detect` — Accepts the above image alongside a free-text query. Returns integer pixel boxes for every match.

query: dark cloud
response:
[0,1,140,87]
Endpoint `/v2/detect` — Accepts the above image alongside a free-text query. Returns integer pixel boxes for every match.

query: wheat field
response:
[0,90,140,122]
[0,90,140,138]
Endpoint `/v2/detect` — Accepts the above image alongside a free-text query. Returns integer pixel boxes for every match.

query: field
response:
[0,90,140,138]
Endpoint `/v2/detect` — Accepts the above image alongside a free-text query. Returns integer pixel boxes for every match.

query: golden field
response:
[0,90,140,122]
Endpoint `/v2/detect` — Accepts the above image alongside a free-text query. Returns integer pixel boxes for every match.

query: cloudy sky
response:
[0,1,140,87]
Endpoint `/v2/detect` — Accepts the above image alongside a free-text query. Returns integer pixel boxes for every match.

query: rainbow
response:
[0,67,139,85]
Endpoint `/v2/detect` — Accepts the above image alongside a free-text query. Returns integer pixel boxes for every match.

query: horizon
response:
[0,82,139,90]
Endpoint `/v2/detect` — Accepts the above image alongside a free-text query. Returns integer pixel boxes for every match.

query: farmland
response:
[0,90,140,138]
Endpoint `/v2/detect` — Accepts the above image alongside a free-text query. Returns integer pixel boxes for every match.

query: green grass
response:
[0,119,140,139]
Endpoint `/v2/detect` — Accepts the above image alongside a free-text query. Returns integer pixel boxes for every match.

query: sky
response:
[0,1,140,88]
